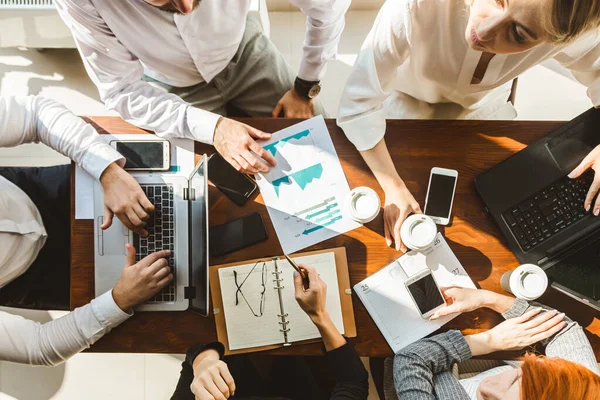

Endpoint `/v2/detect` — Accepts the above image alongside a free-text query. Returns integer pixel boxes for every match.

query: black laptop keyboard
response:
[133,184,176,303]
[502,170,595,252]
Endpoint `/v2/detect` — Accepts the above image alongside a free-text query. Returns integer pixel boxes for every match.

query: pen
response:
[284,254,308,281]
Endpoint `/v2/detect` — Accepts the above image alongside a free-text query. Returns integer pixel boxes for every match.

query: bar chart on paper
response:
[256,116,361,254]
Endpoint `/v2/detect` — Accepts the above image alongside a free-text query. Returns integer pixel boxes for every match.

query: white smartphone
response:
[110,140,170,171]
[404,268,446,319]
[424,167,458,225]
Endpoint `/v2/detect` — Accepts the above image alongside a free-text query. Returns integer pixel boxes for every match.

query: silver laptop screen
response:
[189,157,209,315]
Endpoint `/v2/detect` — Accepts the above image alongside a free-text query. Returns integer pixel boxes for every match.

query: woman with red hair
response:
[393,287,599,399]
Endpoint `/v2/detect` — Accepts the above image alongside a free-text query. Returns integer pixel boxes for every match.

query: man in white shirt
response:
[0,95,156,310]
[54,0,350,175]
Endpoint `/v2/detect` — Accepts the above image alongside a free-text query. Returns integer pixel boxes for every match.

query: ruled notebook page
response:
[219,261,283,350]
[280,252,345,343]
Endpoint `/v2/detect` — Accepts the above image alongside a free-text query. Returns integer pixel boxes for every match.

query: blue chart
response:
[272,163,323,197]
[295,197,343,235]
[263,129,310,156]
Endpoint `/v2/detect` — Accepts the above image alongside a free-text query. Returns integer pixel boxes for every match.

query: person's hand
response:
[112,244,173,311]
[569,144,600,216]
[100,162,154,237]
[213,117,277,175]
[383,184,422,252]
[430,287,489,319]
[465,308,567,356]
[272,88,315,119]
[293,264,327,322]
[191,349,236,400]
[431,288,516,320]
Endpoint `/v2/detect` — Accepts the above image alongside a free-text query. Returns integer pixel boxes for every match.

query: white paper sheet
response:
[354,233,476,354]
[256,116,361,254]
[75,135,195,219]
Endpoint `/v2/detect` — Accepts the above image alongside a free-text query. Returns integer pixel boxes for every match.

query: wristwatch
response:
[294,77,321,99]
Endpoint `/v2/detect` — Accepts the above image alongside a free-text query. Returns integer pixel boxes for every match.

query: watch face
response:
[308,84,321,99]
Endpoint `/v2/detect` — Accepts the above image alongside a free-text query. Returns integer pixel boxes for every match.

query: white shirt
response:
[0,291,131,366]
[0,96,131,365]
[54,0,350,145]
[0,95,124,289]
[337,0,600,151]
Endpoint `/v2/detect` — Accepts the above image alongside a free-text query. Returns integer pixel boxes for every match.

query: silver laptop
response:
[93,156,210,315]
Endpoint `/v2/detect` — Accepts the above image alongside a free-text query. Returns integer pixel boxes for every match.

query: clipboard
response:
[210,247,356,355]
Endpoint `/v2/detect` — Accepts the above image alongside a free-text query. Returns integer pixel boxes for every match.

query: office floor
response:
[0,10,593,400]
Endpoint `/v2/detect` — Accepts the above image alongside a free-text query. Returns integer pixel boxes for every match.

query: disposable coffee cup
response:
[400,214,437,251]
[500,264,548,300]
[344,186,381,224]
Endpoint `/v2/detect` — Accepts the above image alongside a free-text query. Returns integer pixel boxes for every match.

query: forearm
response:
[394,331,471,398]
[0,96,123,180]
[292,0,351,82]
[0,291,131,366]
[479,290,516,315]
[359,139,404,192]
[312,312,346,351]
[104,81,220,145]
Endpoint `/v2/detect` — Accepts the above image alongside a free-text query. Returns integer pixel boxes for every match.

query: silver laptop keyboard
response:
[133,184,176,303]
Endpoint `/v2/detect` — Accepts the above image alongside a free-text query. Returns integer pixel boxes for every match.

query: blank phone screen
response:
[116,141,165,169]
[210,213,268,256]
[425,174,457,218]
[407,273,444,315]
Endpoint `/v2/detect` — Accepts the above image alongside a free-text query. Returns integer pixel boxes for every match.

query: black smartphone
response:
[208,153,258,206]
[210,213,269,256]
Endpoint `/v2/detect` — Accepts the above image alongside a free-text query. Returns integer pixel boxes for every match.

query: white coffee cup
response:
[500,264,548,301]
[345,186,381,224]
[400,214,437,251]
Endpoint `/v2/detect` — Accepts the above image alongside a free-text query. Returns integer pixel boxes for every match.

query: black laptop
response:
[475,108,600,310]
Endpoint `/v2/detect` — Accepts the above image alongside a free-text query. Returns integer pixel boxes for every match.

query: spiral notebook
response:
[210,248,356,354]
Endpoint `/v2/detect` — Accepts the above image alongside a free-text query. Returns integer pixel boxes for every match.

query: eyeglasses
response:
[233,261,267,317]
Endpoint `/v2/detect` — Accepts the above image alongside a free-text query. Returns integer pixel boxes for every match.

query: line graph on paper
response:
[256,116,360,253]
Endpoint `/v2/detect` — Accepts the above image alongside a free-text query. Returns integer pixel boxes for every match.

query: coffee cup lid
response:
[345,187,380,223]
[401,214,437,250]
[510,264,548,300]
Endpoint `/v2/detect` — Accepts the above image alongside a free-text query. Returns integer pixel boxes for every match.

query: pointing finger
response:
[568,153,593,179]
[101,205,114,230]
[243,123,271,141]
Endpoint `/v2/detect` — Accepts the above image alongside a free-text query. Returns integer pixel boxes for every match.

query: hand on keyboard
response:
[99,162,155,237]
[112,244,173,311]
[569,144,600,216]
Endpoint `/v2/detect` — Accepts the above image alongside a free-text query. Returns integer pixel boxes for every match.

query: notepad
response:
[218,252,345,351]
[354,233,476,354]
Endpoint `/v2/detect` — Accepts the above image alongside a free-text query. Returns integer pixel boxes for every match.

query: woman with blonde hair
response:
[393,287,600,399]
[337,0,600,252]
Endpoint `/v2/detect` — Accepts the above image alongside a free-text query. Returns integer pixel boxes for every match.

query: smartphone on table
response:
[210,212,269,257]
[110,139,170,171]
[424,167,458,225]
[207,153,258,206]
[404,268,446,319]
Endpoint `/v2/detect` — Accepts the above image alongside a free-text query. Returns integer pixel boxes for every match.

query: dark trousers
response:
[0,164,71,310]
[171,354,332,400]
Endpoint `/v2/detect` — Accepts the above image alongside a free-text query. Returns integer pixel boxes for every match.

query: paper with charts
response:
[354,234,476,354]
[256,116,361,254]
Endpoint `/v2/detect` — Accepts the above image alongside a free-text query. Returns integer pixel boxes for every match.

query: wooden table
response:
[71,117,600,358]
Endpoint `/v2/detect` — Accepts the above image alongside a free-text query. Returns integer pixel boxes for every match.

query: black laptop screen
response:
[545,235,600,302]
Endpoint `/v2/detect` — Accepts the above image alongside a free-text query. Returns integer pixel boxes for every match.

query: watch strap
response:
[294,77,320,99]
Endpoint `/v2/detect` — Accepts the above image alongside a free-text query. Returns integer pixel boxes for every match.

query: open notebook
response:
[216,252,346,351]
[354,233,476,354]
